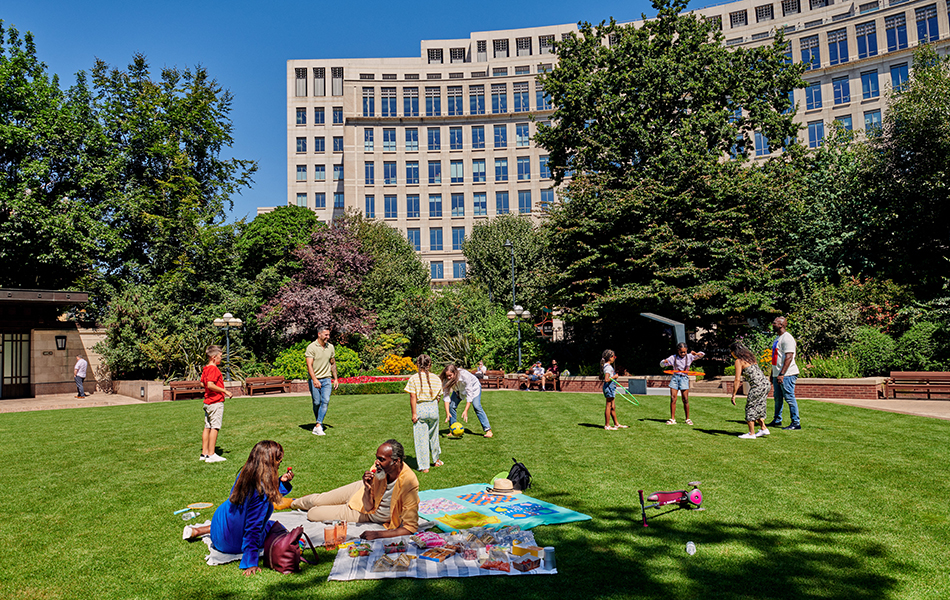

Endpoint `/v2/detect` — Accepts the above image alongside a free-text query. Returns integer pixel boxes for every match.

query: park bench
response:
[170,380,204,401]
[527,374,547,391]
[244,376,291,396]
[482,370,505,389]
[885,371,950,400]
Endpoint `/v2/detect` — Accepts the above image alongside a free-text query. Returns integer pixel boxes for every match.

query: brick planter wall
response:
[500,375,673,393]
[723,377,885,400]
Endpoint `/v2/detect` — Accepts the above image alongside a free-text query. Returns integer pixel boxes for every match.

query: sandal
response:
[483,431,493,438]
[666,419,677,425]
[604,425,618,430]
[434,460,444,467]
[616,424,629,428]
[685,419,694,425]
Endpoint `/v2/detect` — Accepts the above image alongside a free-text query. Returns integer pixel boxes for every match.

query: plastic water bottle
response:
[686,541,696,555]
[181,511,199,521]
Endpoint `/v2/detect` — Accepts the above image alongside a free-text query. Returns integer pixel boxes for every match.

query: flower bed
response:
[335,380,409,396]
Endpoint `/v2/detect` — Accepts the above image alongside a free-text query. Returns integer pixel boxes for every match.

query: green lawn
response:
[1,390,947,600]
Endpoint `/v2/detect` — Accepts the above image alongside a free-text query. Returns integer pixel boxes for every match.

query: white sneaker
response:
[312,425,326,436]
[737,433,756,439]
[755,429,770,437]
[206,453,227,462]
[199,455,207,461]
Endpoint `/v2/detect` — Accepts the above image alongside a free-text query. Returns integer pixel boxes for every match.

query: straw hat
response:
[486,478,522,495]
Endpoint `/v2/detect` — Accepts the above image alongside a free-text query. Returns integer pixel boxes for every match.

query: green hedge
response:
[335,381,407,395]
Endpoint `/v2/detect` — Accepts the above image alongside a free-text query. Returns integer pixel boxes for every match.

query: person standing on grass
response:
[660,343,705,425]
[305,325,338,436]
[200,345,232,462]
[405,354,443,473]
[728,343,771,439]
[768,316,801,430]
[601,350,627,431]
[440,364,493,438]
[74,354,89,399]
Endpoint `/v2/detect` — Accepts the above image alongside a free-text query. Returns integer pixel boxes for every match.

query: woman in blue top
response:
[185,440,293,575]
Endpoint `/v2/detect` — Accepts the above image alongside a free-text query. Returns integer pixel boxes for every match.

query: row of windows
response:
[295,106,344,125]
[357,83,551,117]
[423,33,573,65]
[802,63,908,109]
[430,260,467,280]
[362,156,551,184]
[294,192,346,209]
[721,0,935,30]
[296,124,545,154]
[805,109,883,148]
[294,189,556,217]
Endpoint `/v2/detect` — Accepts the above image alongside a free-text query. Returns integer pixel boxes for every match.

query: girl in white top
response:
[404,354,443,472]
[439,364,493,438]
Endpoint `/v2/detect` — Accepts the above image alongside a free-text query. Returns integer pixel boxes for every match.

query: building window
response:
[861,70,879,99]
[451,193,464,216]
[832,76,851,104]
[365,195,375,218]
[428,161,442,184]
[333,164,343,181]
[429,194,443,217]
[407,195,420,218]
[754,131,770,157]
[333,136,343,152]
[495,191,509,214]
[296,192,307,207]
[756,5,774,22]
[516,123,530,147]
[835,115,853,131]
[296,107,306,125]
[407,228,421,251]
[886,15,908,51]
[314,107,325,124]
[472,126,485,149]
[427,127,441,151]
[730,10,748,28]
[469,85,485,115]
[447,86,463,115]
[536,83,552,110]
[515,66,530,75]
[406,128,419,152]
[364,129,373,152]
[431,261,444,279]
[828,29,848,66]
[452,226,465,250]
[805,82,822,110]
[513,82,530,112]
[425,87,441,116]
[450,160,464,183]
[329,108,341,126]
[864,109,882,131]
[890,63,909,92]
[362,88,375,117]
[406,161,419,185]
[331,67,343,96]
[315,192,326,209]
[856,22,878,59]
[334,193,344,209]
[859,1,879,13]
[917,5,939,43]
[296,165,307,181]
[539,155,551,179]
[384,161,397,184]
[430,227,443,251]
[801,36,820,71]
[494,124,507,148]
[450,126,463,150]
[450,48,465,64]
[313,67,325,96]
[495,158,508,181]
[476,40,487,62]
[295,68,307,97]
[473,159,486,183]
[314,164,326,180]
[473,192,487,215]
[518,190,532,214]
[428,48,443,64]
[517,156,531,180]
[381,87,397,116]
[403,87,419,117]
[516,36,532,57]
[453,261,466,279]
[493,39,509,58]
[491,83,507,114]
[365,162,374,185]
[540,34,554,54]
[540,188,555,210]
[807,121,824,148]
[782,0,801,16]
[296,137,307,153]
[811,0,830,8]
[383,128,396,152]
[384,194,397,218]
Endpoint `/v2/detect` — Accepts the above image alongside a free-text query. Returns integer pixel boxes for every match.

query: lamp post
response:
[503,240,531,371]
[212,312,243,381]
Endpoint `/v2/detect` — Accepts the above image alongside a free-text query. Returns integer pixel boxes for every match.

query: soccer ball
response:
[449,422,464,437]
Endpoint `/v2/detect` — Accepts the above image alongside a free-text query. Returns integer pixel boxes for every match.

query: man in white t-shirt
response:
[74,355,89,398]
[767,316,801,430]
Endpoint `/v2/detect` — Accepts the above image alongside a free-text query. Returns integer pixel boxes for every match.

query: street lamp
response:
[503,240,532,370]
[212,312,243,381]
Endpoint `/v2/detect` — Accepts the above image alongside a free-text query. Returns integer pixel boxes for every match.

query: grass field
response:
[1,390,947,600]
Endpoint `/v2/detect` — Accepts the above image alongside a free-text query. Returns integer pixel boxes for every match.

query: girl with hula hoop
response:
[601,350,628,430]
[660,342,704,425]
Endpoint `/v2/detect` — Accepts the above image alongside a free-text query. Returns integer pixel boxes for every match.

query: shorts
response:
[669,373,690,391]
[204,402,224,429]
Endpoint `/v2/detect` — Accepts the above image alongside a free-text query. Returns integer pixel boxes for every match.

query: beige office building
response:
[285,0,949,281]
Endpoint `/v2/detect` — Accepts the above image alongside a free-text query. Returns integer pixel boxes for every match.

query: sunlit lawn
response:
[1,390,947,599]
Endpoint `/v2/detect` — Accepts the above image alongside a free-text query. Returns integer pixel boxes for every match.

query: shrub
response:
[334,345,360,379]
[271,340,309,380]
[849,326,895,376]
[894,322,944,370]
[380,354,417,375]
[802,352,861,378]
[724,365,736,377]
[335,381,406,395]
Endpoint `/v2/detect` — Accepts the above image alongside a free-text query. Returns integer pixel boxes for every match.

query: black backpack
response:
[508,457,532,492]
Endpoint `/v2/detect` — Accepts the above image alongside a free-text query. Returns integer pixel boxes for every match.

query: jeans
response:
[446,391,491,432]
[771,375,799,425]
[309,377,332,424]
[75,376,86,397]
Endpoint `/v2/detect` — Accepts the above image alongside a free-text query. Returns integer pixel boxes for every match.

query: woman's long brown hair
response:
[413,354,438,399]
[440,364,460,394]
[230,440,283,506]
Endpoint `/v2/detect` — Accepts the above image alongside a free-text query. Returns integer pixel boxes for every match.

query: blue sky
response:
[4,0,674,223]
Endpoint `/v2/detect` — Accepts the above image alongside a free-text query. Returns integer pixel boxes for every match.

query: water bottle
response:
[181,511,199,521]
[686,541,696,555]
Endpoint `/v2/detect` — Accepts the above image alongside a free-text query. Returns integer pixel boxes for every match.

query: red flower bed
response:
[338,375,410,384]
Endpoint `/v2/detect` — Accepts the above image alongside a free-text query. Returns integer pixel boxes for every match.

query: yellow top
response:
[403,372,441,402]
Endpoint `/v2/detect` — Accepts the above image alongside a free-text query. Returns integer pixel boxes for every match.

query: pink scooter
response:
[638,481,703,527]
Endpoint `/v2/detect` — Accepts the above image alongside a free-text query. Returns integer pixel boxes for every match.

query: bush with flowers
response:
[379,354,417,375]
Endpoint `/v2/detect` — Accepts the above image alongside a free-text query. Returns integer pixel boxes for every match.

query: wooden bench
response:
[527,374,548,391]
[245,376,291,396]
[885,371,950,399]
[482,370,505,389]
[170,380,204,401]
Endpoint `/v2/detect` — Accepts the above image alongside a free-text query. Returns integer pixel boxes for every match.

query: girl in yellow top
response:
[404,355,443,473]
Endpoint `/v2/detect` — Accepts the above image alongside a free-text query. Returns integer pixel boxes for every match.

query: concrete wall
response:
[31,328,106,396]
[114,380,166,403]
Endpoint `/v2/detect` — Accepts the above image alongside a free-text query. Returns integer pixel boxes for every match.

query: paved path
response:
[2,390,949,421]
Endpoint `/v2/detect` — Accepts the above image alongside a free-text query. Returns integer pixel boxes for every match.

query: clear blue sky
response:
[4,0,682,223]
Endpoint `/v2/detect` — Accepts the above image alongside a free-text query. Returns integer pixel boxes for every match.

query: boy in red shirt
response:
[200,345,232,462]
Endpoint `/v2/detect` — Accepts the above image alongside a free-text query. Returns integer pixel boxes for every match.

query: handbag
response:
[262,522,318,574]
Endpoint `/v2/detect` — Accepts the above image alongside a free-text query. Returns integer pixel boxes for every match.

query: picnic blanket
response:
[418,483,591,530]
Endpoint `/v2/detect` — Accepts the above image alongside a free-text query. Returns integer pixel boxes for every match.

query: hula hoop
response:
[188,502,213,509]
[616,387,640,406]
[663,370,705,377]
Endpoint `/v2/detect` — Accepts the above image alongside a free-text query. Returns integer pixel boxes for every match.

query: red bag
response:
[262,522,318,574]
